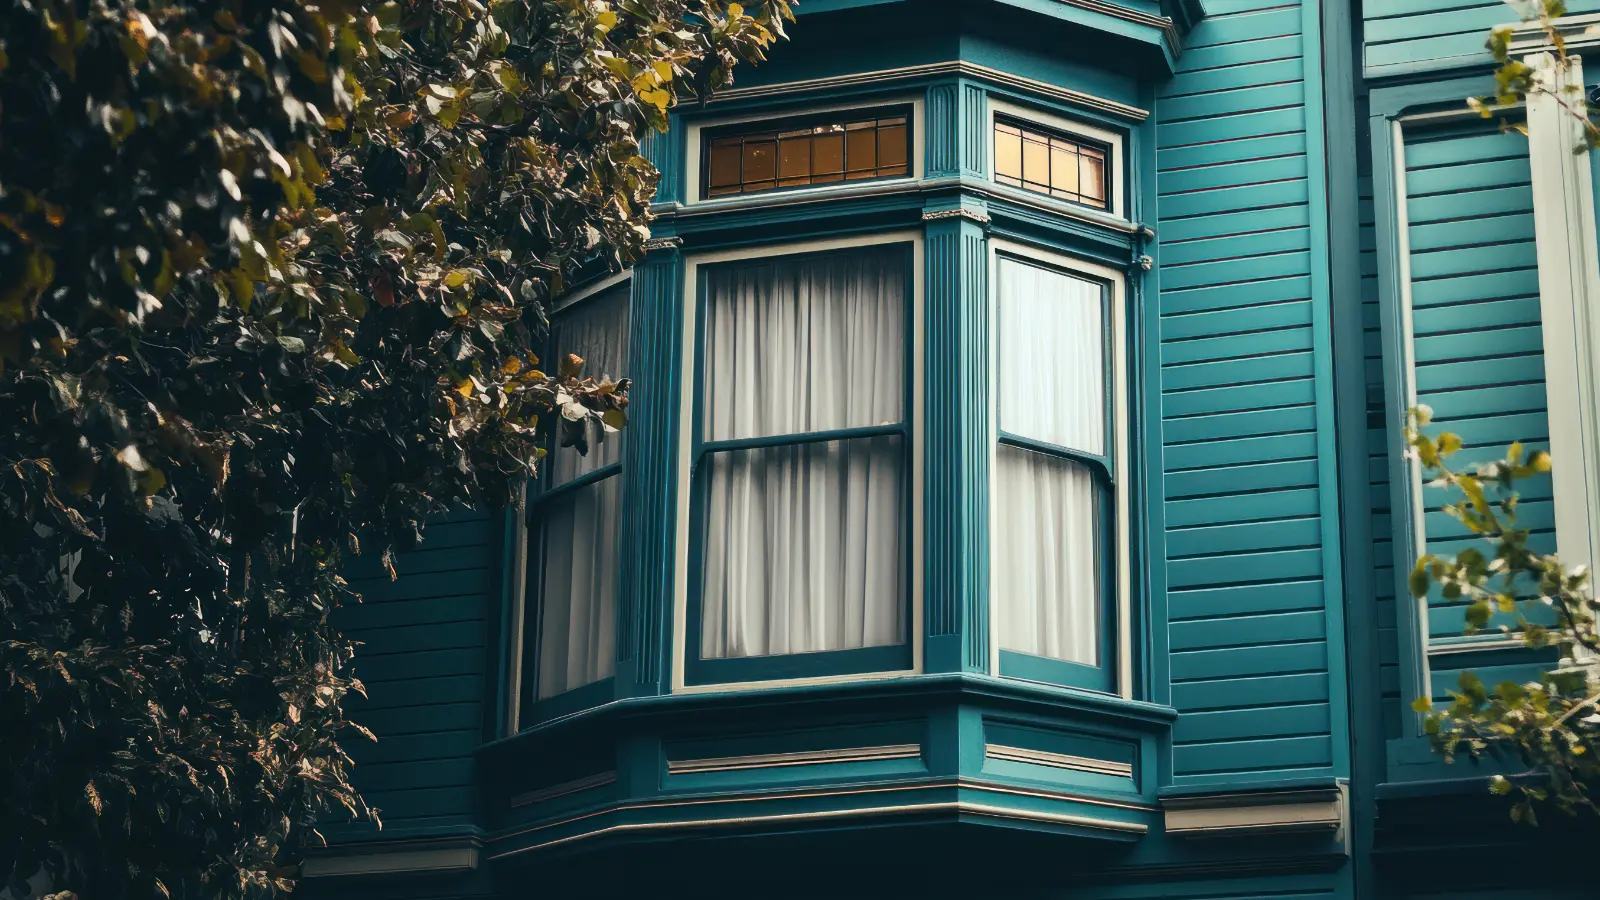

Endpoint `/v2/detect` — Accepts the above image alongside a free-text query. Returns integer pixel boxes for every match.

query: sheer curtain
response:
[699,246,906,659]
[535,284,629,699]
[994,257,1105,666]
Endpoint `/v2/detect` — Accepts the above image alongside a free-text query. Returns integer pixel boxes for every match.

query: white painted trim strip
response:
[509,771,618,808]
[667,744,922,774]
[985,744,1134,778]
[299,847,478,878]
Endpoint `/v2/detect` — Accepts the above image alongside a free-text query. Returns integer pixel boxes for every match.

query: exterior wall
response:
[300,1,1600,898]
[1156,1,1348,787]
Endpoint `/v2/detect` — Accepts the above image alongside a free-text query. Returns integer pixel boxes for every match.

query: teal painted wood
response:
[337,507,494,834]
[1362,0,1600,80]
[926,82,959,177]
[1155,0,1342,785]
[616,251,683,694]
[1400,121,1555,656]
[960,81,987,179]
[922,215,989,672]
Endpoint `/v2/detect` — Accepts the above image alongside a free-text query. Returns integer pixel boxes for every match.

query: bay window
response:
[520,280,630,722]
[991,247,1127,694]
[679,239,919,687]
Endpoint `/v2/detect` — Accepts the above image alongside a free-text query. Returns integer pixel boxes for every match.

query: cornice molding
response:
[708,61,1149,123]
[921,207,991,225]
[1162,784,1347,841]
[1056,0,1181,56]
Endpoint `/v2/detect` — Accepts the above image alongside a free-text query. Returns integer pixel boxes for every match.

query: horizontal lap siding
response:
[1157,1,1334,781]
[1363,0,1600,79]
[1403,124,1554,655]
[333,510,497,834]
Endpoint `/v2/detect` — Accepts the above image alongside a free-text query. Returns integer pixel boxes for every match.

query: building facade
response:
[304,2,1600,898]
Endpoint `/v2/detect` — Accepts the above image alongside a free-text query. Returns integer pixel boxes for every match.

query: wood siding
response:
[334,510,498,834]
[1157,1,1338,783]
[1363,0,1600,81]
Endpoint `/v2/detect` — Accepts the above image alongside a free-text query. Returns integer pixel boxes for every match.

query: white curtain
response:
[700,246,906,659]
[994,257,1105,666]
[998,258,1104,455]
[536,283,629,698]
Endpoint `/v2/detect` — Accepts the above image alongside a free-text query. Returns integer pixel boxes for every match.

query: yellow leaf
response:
[728,3,744,18]
[455,381,473,398]
[596,10,618,32]
[652,60,673,82]
[444,269,471,288]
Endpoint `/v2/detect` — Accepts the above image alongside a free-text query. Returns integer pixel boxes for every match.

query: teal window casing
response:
[673,233,925,690]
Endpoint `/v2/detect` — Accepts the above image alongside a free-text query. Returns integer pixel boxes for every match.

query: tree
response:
[0,1,790,897]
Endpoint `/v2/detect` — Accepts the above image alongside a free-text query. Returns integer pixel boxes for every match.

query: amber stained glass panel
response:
[704,112,909,197]
[992,118,1109,210]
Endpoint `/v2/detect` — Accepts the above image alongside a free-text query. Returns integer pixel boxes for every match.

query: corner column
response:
[616,237,685,696]
[922,206,990,673]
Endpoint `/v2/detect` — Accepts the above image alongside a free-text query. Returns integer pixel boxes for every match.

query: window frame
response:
[987,239,1132,698]
[986,97,1125,220]
[672,232,926,693]
[684,97,925,208]
[515,273,632,728]
[698,104,915,201]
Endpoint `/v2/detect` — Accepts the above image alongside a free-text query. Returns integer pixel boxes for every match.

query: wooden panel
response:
[1402,122,1555,647]
[333,508,497,832]
[1363,0,1600,79]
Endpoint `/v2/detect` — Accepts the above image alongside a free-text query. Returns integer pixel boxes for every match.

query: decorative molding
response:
[300,847,479,879]
[509,771,618,808]
[926,83,960,177]
[1136,254,1153,271]
[921,207,990,225]
[707,62,1149,123]
[985,744,1134,778]
[1055,0,1181,56]
[1162,785,1347,840]
[641,235,684,253]
[667,744,921,775]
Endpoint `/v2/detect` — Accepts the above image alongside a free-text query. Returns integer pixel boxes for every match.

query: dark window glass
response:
[703,109,911,198]
[993,117,1111,210]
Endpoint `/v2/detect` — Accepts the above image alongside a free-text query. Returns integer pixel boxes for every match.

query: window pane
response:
[813,131,845,180]
[997,257,1105,455]
[995,126,1023,184]
[1021,135,1050,189]
[1050,143,1080,197]
[779,135,812,184]
[550,283,631,484]
[878,123,908,171]
[535,475,621,699]
[845,124,878,179]
[709,139,742,191]
[994,446,1098,665]
[703,245,905,441]
[1081,152,1107,204]
[700,435,904,659]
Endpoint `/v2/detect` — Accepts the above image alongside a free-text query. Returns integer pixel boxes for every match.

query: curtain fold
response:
[534,283,630,699]
[994,257,1106,666]
[699,246,906,660]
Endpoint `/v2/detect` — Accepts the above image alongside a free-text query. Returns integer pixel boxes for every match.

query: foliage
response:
[1476,0,1600,149]
[1405,407,1600,823]
[0,1,789,898]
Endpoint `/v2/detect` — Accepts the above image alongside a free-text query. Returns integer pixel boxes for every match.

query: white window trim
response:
[503,274,633,734]
[683,96,925,209]
[1524,48,1600,666]
[671,231,927,694]
[986,97,1126,221]
[985,239,1132,700]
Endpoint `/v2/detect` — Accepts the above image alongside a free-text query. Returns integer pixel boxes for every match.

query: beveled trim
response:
[985,744,1133,778]
[707,62,1149,123]
[490,794,1146,860]
[509,771,618,808]
[667,744,922,774]
[1163,784,1346,840]
[300,847,479,878]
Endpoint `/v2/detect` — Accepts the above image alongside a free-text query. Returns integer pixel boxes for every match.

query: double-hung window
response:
[520,281,630,722]
[684,242,914,685]
[992,252,1119,693]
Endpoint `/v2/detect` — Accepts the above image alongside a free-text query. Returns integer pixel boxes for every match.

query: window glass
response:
[697,246,908,664]
[523,283,630,711]
[704,110,910,198]
[994,117,1110,210]
[993,257,1110,674]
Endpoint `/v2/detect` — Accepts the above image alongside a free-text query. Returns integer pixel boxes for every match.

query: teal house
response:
[306,2,1600,897]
